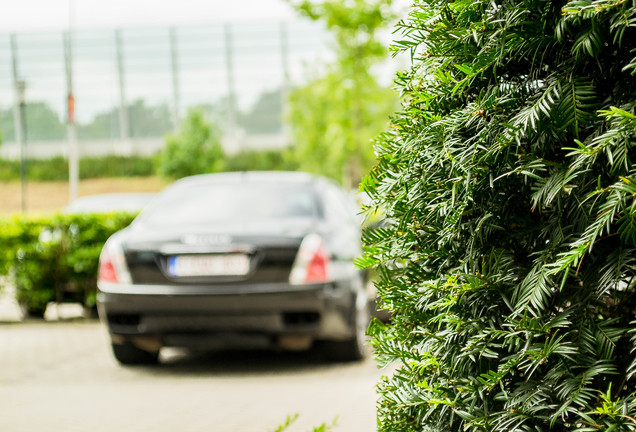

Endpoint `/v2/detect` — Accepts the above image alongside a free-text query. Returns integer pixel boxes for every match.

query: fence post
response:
[170,26,180,133]
[10,34,27,212]
[63,30,79,203]
[280,21,291,145]
[224,22,238,153]
[115,28,131,153]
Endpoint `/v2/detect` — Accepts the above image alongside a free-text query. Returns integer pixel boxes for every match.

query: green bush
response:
[22,156,68,181]
[0,155,154,182]
[0,149,304,184]
[0,158,22,181]
[0,212,136,316]
[362,1,636,431]
[79,155,155,179]
[156,109,224,180]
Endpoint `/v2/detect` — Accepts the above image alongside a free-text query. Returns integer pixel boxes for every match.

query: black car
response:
[97,172,370,365]
[65,193,157,214]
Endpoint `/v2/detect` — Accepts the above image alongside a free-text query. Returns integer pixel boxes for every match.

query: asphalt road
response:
[0,315,389,432]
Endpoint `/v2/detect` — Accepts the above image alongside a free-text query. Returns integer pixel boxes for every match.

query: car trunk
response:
[122,220,312,286]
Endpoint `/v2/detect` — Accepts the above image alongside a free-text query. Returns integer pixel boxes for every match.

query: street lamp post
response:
[17,80,27,213]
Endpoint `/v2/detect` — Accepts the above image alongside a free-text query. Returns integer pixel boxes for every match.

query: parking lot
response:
[0,297,387,432]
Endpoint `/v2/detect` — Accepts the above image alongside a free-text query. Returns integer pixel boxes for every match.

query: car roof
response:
[169,171,320,188]
[65,192,157,213]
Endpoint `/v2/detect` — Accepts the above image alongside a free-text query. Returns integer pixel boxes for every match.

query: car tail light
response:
[97,236,132,285]
[289,234,332,285]
[98,256,118,283]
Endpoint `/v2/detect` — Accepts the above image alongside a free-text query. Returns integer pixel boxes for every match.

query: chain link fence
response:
[0,19,333,159]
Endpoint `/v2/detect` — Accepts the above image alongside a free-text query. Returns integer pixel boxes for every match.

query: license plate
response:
[167,254,250,277]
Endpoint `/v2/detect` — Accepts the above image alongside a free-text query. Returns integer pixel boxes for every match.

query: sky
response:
[0,0,298,32]
[0,0,410,125]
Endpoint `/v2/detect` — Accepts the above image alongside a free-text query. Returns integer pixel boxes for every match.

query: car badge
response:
[182,234,232,245]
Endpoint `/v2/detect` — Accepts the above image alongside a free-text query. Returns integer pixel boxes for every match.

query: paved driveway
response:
[0,316,388,432]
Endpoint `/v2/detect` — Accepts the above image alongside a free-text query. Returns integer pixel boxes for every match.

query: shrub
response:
[80,155,155,178]
[0,157,68,181]
[223,148,299,173]
[0,155,155,182]
[0,212,136,316]
[156,109,224,180]
[362,1,636,431]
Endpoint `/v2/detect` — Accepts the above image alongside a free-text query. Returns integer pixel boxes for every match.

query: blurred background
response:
[0,0,406,212]
[0,4,405,429]
[0,5,330,157]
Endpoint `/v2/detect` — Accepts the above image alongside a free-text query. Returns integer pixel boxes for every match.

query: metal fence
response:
[0,19,334,159]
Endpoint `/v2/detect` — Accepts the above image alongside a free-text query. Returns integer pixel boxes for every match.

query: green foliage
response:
[270,414,338,432]
[0,99,173,142]
[362,0,636,431]
[0,212,136,315]
[0,102,66,142]
[238,89,284,134]
[287,69,396,187]
[79,155,155,179]
[0,157,22,181]
[286,0,397,188]
[292,0,393,64]
[0,155,154,181]
[224,148,299,172]
[156,109,225,180]
[78,99,173,139]
[18,156,68,181]
[0,148,296,183]
[271,415,300,432]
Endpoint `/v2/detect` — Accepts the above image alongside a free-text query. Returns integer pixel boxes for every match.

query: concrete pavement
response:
[0,289,389,432]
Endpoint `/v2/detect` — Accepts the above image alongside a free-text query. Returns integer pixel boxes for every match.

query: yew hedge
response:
[361,0,636,431]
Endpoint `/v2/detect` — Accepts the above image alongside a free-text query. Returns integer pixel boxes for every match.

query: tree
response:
[78,99,172,140]
[238,88,284,134]
[0,102,66,141]
[127,100,172,138]
[0,108,12,143]
[362,1,636,431]
[77,106,119,140]
[156,109,224,180]
[286,0,397,188]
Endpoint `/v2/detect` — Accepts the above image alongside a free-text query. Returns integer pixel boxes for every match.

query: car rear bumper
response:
[97,281,356,349]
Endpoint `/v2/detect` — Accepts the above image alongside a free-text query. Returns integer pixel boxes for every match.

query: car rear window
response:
[138,182,317,226]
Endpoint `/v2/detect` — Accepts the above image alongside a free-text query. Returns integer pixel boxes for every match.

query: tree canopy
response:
[0,102,66,142]
[156,109,224,180]
[286,0,397,188]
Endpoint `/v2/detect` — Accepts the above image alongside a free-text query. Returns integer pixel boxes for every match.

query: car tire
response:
[19,301,47,319]
[326,288,371,362]
[111,342,159,365]
[83,305,99,319]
